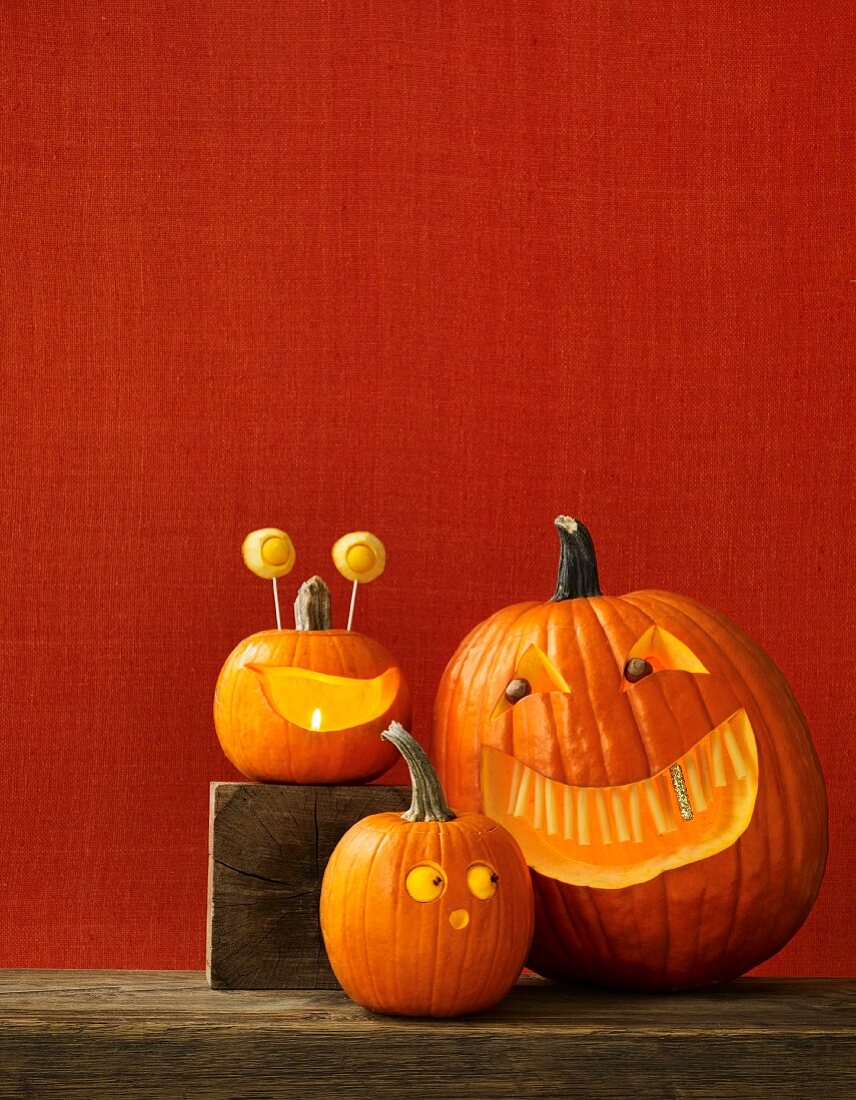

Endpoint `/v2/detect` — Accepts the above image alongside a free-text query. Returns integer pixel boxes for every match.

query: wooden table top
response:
[1,970,854,1097]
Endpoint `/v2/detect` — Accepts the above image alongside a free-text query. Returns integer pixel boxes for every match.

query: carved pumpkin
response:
[432,517,828,990]
[320,722,534,1017]
[215,576,411,784]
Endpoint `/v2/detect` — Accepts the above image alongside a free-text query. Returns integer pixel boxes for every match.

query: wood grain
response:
[207,781,409,989]
[0,971,853,1098]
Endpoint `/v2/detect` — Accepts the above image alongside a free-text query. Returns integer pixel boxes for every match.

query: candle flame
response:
[310,707,322,731]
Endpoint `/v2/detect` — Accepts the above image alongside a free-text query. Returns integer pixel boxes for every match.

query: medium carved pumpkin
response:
[320,722,534,1017]
[432,517,828,990]
[214,577,411,784]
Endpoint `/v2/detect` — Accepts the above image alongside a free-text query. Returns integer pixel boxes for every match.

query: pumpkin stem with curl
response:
[294,575,332,630]
[551,516,602,601]
[381,722,457,823]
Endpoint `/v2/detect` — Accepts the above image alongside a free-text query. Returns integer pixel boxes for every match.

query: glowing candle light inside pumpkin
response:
[311,707,323,731]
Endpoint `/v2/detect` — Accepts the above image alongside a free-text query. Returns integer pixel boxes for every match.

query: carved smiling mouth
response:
[481,709,758,888]
[248,665,400,732]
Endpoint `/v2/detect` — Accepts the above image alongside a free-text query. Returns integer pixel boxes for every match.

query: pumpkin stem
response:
[294,575,332,630]
[381,722,457,823]
[551,516,602,601]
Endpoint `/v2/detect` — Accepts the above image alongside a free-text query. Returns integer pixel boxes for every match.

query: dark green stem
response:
[551,516,603,601]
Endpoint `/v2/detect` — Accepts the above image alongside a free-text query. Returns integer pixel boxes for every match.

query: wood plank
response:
[207,781,410,989]
[0,971,854,1098]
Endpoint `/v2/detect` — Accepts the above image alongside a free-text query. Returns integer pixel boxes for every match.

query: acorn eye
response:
[624,657,654,683]
[504,678,532,704]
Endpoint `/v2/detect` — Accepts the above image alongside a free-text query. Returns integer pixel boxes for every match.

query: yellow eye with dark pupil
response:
[405,863,446,902]
[467,863,499,900]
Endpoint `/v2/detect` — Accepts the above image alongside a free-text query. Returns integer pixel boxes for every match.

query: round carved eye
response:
[504,678,532,704]
[405,862,446,903]
[624,657,654,683]
[467,863,499,900]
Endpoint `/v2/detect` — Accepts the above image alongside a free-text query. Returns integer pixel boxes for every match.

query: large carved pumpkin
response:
[432,517,828,990]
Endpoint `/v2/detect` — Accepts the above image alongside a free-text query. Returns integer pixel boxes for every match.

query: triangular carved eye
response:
[622,626,708,686]
[491,645,571,720]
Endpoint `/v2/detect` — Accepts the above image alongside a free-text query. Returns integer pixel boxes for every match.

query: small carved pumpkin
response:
[432,517,828,990]
[214,577,411,784]
[320,723,534,1017]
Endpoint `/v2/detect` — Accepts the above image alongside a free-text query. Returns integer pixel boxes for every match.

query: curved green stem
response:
[381,722,456,822]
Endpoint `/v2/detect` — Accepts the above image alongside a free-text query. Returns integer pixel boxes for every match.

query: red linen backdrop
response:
[1,1,853,973]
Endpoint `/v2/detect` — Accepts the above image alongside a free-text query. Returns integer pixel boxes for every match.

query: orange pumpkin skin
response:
[320,809,534,1017]
[432,520,828,991]
[214,629,411,784]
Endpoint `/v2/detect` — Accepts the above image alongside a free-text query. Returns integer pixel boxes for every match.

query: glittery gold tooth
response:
[684,751,708,813]
[669,762,694,821]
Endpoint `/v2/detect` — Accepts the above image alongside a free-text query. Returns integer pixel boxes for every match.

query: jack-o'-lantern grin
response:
[481,706,758,889]
[248,664,401,732]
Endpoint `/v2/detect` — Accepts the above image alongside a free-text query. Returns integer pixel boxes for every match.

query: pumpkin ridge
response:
[623,590,793,963]
[360,822,399,1010]
[474,603,541,793]
[595,596,660,781]
[569,598,613,786]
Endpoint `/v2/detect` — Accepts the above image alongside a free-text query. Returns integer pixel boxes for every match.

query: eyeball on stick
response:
[332,531,386,631]
[242,528,296,629]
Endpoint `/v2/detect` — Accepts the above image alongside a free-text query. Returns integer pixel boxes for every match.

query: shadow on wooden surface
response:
[1,970,854,1097]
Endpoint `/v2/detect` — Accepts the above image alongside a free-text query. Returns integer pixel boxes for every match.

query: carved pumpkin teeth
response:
[563,786,574,840]
[711,727,727,787]
[595,789,612,844]
[507,760,524,815]
[627,786,644,843]
[513,766,533,819]
[533,773,545,831]
[576,787,590,846]
[546,780,561,836]
[480,709,759,888]
[644,779,670,836]
[723,724,748,779]
[611,789,631,843]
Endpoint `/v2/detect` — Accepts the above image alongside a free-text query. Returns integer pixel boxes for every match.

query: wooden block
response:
[207,782,409,990]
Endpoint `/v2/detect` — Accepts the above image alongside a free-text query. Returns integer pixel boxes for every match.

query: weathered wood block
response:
[207,782,409,990]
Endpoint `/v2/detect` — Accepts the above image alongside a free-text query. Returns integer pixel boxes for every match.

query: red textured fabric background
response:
[2,2,853,974]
